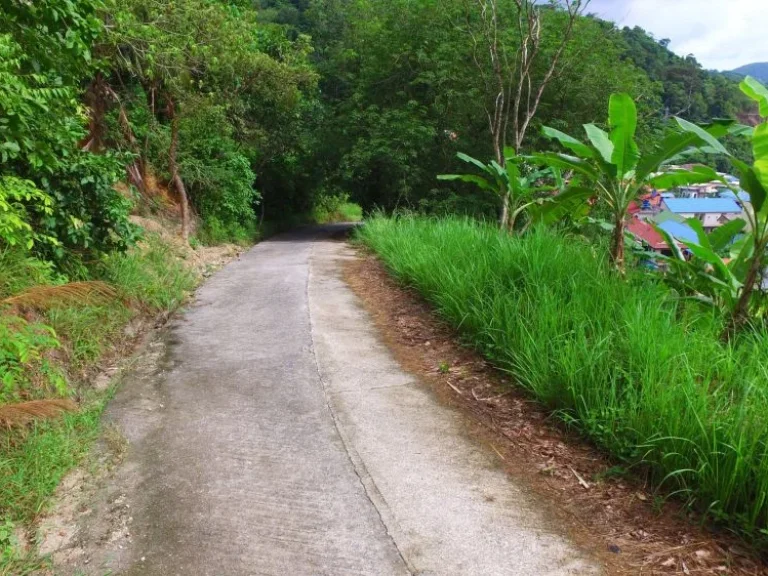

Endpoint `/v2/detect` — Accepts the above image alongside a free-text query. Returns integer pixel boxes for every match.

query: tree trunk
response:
[167,99,190,243]
[500,192,510,229]
[610,217,626,272]
[723,251,763,340]
[81,73,108,152]
[142,85,156,183]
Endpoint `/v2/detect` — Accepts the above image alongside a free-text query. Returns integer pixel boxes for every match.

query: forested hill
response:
[0,0,759,247]
[618,25,750,121]
[728,62,768,84]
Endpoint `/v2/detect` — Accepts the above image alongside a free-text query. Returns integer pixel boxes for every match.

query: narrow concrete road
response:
[56,227,600,575]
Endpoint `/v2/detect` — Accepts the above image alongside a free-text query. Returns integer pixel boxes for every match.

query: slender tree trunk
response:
[610,217,626,272]
[82,72,107,152]
[723,251,763,340]
[142,85,155,183]
[500,193,510,228]
[167,99,190,243]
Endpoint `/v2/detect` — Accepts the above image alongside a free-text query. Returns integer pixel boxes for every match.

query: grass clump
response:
[358,216,768,544]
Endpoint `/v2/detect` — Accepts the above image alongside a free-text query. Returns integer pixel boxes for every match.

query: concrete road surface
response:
[54,226,600,575]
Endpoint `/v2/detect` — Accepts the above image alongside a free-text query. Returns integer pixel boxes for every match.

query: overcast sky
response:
[586,0,767,71]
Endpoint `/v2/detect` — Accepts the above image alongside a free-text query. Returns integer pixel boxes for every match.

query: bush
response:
[197,216,258,246]
[312,192,363,223]
[0,316,66,404]
[35,151,139,264]
[359,216,768,543]
[175,99,260,234]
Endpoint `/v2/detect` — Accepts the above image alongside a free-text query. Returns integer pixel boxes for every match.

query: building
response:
[660,198,743,231]
[720,189,751,203]
[676,183,728,198]
[656,220,699,246]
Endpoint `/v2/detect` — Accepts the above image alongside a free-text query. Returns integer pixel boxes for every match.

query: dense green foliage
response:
[360,217,768,545]
[2,0,758,247]
[3,0,768,563]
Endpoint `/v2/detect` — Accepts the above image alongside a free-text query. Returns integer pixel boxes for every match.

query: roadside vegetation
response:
[359,74,768,547]
[2,0,767,568]
[359,216,768,547]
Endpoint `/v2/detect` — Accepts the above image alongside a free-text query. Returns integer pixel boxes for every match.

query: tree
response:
[537,93,730,270]
[460,0,590,227]
[105,0,316,241]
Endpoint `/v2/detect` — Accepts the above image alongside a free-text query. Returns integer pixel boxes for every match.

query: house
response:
[720,189,751,203]
[660,198,743,231]
[676,182,730,199]
[627,218,670,253]
[656,220,699,246]
[627,217,701,255]
[628,190,665,219]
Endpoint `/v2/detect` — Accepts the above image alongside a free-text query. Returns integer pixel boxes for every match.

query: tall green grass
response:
[359,216,768,543]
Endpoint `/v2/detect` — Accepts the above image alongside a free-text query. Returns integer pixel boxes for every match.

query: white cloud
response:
[586,0,768,71]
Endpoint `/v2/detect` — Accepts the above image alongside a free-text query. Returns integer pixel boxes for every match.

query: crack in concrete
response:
[306,243,417,576]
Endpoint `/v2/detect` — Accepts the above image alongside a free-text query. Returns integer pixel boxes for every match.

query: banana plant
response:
[654,218,746,312]
[535,93,732,270]
[652,76,768,337]
[719,77,768,335]
[438,149,556,232]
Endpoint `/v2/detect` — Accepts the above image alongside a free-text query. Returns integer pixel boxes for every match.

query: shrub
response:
[313,192,363,223]
[0,316,66,404]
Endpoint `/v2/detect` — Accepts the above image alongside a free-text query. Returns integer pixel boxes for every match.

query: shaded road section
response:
[56,226,600,575]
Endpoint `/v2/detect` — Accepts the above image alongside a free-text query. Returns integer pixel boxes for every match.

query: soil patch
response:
[343,246,768,576]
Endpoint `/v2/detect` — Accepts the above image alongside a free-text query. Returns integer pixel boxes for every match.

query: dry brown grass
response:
[0,399,78,429]
[1,282,117,311]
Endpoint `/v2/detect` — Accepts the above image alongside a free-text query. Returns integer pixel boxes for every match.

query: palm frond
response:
[0,399,78,428]
[1,281,117,310]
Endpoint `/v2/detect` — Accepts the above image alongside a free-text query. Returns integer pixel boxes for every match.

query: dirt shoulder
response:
[343,245,767,576]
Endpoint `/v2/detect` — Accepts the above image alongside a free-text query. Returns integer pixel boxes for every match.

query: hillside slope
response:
[729,62,768,83]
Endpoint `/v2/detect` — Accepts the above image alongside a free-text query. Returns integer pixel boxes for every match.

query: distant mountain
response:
[727,62,768,83]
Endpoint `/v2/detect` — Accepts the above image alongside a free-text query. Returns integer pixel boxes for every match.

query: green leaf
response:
[506,160,521,193]
[652,223,686,262]
[503,146,517,160]
[636,122,732,181]
[437,174,495,192]
[753,122,768,193]
[542,127,594,159]
[681,239,736,285]
[729,124,755,138]
[675,117,729,155]
[740,76,768,117]
[583,124,613,164]
[648,165,721,190]
[456,152,493,176]
[683,218,712,251]
[532,153,599,181]
[608,93,639,178]
[709,218,746,252]
[733,161,767,214]
[529,185,594,225]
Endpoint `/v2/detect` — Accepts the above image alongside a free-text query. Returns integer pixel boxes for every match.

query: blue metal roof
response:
[657,220,699,245]
[720,189,751,202]
[663,198,742,214]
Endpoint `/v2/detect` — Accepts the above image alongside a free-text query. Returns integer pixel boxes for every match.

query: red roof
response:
[627,218,668,251]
